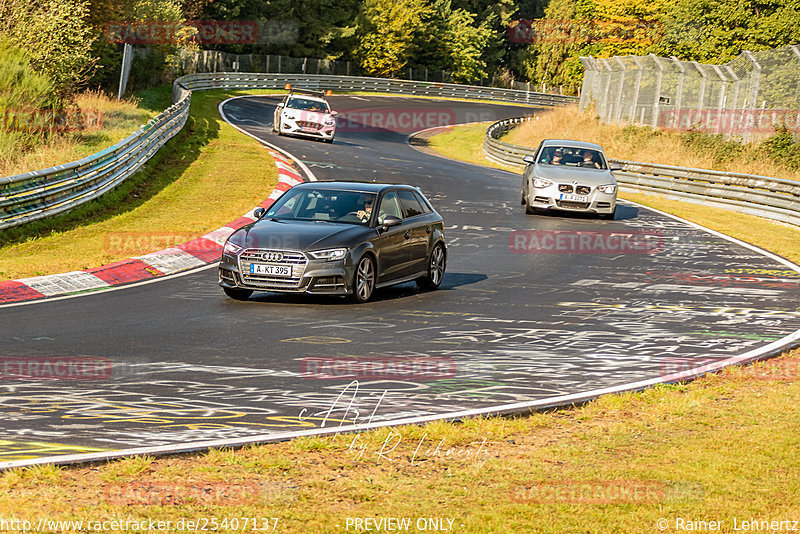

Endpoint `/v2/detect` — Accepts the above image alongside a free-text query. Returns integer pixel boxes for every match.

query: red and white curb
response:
[0,148,307,305]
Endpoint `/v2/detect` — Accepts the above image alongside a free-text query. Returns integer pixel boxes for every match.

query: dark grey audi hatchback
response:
[218,182,446,303]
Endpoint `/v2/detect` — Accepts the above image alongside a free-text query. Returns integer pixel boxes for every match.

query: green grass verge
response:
[0,89,280,279]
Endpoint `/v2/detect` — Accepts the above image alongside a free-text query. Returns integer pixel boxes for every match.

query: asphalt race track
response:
[2,95,800,466]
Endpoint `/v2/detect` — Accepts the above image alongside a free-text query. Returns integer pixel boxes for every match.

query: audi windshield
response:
[264,188,378,225]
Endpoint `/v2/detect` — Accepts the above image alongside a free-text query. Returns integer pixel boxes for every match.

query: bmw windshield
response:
[264,188,378,225]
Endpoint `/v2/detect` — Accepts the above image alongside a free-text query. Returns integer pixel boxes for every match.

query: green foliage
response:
[355,0,429,77]
[654,0,800,63]
[759,126,800,170]
[1,0,96,101]
[0,40,59,161]
[679,130,745,166]
[415,0,494,82]
[88,0,193,92]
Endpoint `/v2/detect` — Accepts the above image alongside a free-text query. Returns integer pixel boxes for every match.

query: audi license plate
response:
[250,263,291,277]
[560,193,588,202]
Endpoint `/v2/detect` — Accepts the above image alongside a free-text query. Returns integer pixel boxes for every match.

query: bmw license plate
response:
[250,263,291,277]
[560,193,588,202]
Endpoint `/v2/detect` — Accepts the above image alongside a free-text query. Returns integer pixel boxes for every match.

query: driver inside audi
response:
[356,195,388,224]
[356,197,374,223]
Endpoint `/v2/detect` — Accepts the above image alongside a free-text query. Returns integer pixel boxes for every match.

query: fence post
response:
[613,57,626,122]
[671,57,685,129]
[278,55,282,73]
[744,51,762,143]
[303,57,307,74]
[600,59,614,122]
[631,56,644,125]
[712,65,728,135]
[692,61,708,113]
[650,53,664,128]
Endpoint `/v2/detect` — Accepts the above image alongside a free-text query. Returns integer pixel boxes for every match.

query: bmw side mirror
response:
[253,207,266,218]
[380,215,402,231]
[523,155,535,164]
[610,163,623,171]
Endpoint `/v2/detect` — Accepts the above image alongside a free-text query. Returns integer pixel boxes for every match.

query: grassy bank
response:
[0,90,160,178]
[2,349,799,532]
[0,89,279,279]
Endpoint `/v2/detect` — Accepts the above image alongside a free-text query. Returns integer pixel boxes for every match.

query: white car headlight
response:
[598,184,616,194]
[533,177,553,188]
[309,248,347,261]
[223,241,243,255]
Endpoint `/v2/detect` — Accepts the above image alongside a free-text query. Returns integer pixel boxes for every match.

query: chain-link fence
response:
[172,49,353,76]
[159,48,538,91]
[579,45,800,141]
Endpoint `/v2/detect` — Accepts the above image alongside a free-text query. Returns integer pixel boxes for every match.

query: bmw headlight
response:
[223,240,243,255]
[598,184,616,194]
[533,177,553,188]
[309,248,347,261]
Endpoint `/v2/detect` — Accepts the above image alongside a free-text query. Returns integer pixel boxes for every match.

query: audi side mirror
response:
[381,215,402,230]
[610,163,623,172]
[523,155,535,164]
[253,207,266,218]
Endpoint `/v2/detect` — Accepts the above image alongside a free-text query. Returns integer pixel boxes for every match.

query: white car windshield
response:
[286,97,330,113]
[537,147,607,169]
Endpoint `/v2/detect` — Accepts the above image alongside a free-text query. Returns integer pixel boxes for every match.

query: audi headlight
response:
[533,177,553,188]
[223,240,243,255]
[598,184,616,194]
[309,248,347,261]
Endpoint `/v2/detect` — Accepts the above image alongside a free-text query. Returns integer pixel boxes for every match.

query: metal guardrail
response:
[171,72,579,107]
[0,74,575,230]
[483,117,800,227]
[0,96,191,230]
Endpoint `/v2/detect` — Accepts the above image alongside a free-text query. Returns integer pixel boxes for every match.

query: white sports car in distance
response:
[273,88,337,143]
